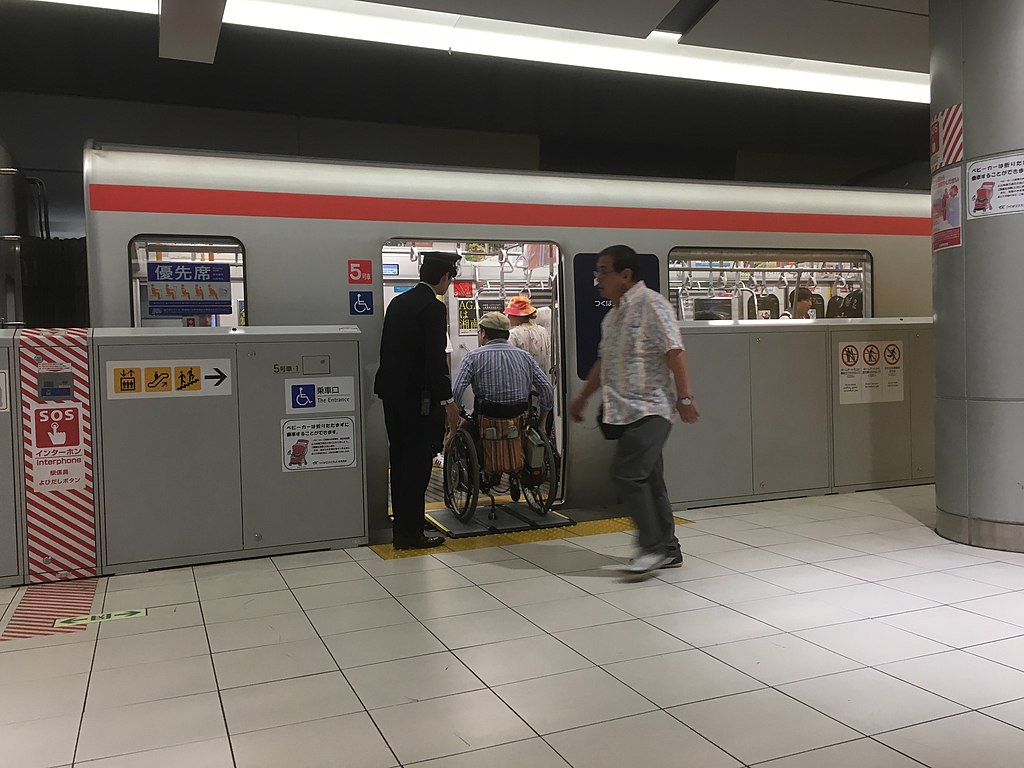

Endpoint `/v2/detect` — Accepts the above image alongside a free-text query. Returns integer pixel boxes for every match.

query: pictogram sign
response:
[106,359,232,399]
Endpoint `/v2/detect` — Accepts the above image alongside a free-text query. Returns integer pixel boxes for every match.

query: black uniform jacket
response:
[374,282,453,412]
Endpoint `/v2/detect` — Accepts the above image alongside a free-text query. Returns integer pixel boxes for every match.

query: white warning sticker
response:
[839,341,904,405]
[282,417,356,471]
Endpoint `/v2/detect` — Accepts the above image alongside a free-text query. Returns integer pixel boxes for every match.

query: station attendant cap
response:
[478,311,511,331]
[420,251,461,271]
[504,295,536,317]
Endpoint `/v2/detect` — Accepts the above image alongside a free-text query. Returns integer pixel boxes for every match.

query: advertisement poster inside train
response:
[931,167,962,251]
[458,299,503,335]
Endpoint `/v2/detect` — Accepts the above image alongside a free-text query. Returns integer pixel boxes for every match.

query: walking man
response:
[569,245,700,575]
[375,252,461,549]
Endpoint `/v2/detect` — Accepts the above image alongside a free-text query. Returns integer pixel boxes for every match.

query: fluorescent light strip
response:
[28,0,158,11]
[27,0,930,103]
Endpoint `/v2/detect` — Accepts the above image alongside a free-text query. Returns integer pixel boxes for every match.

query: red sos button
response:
[36,406,81,449]
[348,260,372,284]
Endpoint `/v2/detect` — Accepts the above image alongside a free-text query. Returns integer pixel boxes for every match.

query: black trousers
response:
[383,398,442,541]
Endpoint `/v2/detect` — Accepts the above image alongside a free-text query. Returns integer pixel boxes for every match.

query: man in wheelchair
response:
[451,312,554,502]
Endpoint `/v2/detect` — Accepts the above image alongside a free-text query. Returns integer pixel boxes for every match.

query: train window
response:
[667,247,872,321]
[127,236,247,328]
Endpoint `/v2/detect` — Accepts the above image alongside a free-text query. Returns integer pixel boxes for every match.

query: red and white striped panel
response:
[19,328,97,583]
[941,103,964,167]
[0,580,98,640]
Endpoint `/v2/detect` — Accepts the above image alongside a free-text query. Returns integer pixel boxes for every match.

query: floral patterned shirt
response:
[598,281,684,425]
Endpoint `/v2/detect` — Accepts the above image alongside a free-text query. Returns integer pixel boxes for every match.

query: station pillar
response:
[932,0,1024,549]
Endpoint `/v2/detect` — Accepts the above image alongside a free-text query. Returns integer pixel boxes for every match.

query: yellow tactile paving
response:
[371,515,692,559]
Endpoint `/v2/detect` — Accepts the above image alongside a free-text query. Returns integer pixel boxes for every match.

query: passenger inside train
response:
[504,295,552,377]
[781,287,815,319]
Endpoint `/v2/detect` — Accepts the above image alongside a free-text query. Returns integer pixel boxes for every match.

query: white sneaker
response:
[622,552,671,575]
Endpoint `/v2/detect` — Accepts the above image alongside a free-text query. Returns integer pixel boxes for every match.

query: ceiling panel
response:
[159,0,227,63]
[852,0,928,13]
[354,0,681,37]
[684,0,928,72]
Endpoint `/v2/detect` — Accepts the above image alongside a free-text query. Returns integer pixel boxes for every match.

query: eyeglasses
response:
[593,267,617,278]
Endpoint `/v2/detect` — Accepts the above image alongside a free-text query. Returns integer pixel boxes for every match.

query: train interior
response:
[667,247,872,321]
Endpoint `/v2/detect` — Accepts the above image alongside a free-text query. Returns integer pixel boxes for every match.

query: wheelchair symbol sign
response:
[291,384,317,409]
[349,291,374,315]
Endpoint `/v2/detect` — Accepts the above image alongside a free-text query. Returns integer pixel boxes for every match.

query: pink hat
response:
[504,296,536,317]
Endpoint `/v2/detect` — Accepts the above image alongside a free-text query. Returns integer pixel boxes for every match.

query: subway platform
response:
[4,485,1024,767]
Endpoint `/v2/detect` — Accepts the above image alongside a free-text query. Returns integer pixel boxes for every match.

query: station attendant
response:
[569,245,700,576]
[504,295,552,377]
[374,252,461,550]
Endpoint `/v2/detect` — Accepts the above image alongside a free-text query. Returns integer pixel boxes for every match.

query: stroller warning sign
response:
[968,151,1024,219]
[281,417,355,471]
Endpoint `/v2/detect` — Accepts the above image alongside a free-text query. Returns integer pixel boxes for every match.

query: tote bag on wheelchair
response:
[478,414,525,474]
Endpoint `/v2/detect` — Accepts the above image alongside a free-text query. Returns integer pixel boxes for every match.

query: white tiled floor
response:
[7,485,1024,766]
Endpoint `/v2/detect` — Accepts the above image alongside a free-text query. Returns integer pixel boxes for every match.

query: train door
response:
[381,239,565,510]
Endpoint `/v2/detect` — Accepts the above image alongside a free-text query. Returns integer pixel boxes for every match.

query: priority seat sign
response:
[146,262,231,317]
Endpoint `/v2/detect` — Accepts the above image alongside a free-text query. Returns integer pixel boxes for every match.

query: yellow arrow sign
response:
[52,609,147,627]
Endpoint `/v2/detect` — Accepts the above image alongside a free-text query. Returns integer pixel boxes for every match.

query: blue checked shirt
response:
[453,340,554,411]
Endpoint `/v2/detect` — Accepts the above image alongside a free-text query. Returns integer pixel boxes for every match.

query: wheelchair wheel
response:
[443,428,479,523]
[522,428,557,515]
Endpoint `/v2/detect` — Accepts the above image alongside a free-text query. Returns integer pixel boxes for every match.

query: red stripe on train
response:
[88,185,930,237]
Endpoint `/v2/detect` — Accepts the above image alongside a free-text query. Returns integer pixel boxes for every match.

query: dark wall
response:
[0,0,930,237]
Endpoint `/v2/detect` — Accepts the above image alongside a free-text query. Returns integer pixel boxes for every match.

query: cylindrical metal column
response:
[933,0,1024,549]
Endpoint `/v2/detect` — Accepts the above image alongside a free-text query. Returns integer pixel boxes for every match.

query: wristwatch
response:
[677,396,694,407]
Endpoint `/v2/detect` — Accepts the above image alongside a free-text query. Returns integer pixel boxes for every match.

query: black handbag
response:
[597,404,626,440]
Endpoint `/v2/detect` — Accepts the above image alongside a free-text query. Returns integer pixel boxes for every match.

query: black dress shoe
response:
[393,533,445,550]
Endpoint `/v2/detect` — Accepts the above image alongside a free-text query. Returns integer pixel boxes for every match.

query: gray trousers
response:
[612,416,680,557]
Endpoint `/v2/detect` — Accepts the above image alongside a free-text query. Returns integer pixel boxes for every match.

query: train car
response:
[84,142,931,540]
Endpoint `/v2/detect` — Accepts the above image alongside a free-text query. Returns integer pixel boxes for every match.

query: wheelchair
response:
[442,396,558,523]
